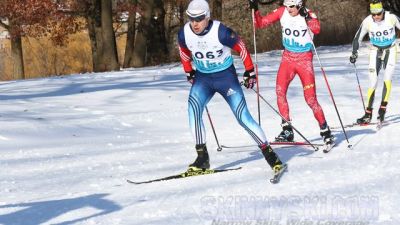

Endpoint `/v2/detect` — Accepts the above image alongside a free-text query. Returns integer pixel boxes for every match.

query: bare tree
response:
[86,0,120,72]
[146,0,167,65]
[131,0,156,67]
[122,0,139,68]
[210,0,222,20]
[0,0,63,79]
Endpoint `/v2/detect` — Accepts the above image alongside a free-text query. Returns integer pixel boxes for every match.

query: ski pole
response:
[205,106,222,151]
[249,88,320,151]
[353,64,366,110]
[251,8,262,126]
[308,33,352,149]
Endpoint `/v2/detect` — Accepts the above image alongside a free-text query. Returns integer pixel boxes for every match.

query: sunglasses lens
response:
[288,5,296,8]
[189,15,206,22]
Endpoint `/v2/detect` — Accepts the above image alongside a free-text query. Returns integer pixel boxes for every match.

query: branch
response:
[0,20,10,30]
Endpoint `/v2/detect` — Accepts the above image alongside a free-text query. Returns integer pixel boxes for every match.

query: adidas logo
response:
[227,88,236,96]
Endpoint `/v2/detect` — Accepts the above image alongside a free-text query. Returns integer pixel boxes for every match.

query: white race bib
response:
[184,21,233,73]
[280,9,313,52]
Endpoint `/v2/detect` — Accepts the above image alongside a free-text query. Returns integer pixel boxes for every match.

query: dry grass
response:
[0,31,127,81]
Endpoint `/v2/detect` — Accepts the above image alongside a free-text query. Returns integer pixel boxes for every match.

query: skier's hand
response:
[243,69,256,89]
[187,70,196,84]
[349,53,358,64]
[299,7,311,20]
[248,0,258,11]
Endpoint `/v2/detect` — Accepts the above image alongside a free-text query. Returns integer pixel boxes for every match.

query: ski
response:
[376,120,390,130]
[376,122,382,130]
[221,141,324,149]
[270,164,288,184]
[127,167,242,184]
[332,120,392,131]
[270,141,325,146]
[330,122,377,130]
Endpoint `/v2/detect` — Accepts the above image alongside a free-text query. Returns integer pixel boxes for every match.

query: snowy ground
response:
[0,43,399,225]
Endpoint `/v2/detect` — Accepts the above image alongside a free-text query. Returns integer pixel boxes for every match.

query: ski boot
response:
[320,126,334,145]
[356,108,372,125]
[260,143,287,183]
[275,121,294,142]
[188,144,210,171]
[377,102,387,122]
[320,124,335,153]
[260,144,286,173]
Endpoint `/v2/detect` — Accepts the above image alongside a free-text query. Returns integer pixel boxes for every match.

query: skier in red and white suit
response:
[249,0,334,145]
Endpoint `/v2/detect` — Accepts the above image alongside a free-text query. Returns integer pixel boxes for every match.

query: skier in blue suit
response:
[177,0,285,176]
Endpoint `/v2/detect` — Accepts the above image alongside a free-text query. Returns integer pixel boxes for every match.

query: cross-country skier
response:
[248,0,334,145]
[178,0,285,176]
[350,0,400,124]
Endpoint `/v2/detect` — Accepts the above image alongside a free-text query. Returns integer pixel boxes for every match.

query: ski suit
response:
[254,6,327,128]
[178,20,268,146]
[352,11,400,110]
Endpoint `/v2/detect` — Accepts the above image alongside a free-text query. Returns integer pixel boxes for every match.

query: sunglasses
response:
[371,12,382,17]
[189,14,206,22]
[287,5,296,8]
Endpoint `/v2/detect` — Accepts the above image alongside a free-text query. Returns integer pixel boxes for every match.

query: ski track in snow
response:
[0,43,399,224]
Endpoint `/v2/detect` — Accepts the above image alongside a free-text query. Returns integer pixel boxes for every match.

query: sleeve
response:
[393,14,400,30]
[352,18,369,54]
[254,7,285,29]
[218,24,254,71]
[232,37,254,71]
[305,9,320,35]
[177,27,193,73]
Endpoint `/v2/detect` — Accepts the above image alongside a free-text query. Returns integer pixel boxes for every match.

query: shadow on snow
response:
[0,193,121,225]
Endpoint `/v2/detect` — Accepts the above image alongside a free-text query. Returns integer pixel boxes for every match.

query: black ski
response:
[127,167,242,184]
[270,164,288,184]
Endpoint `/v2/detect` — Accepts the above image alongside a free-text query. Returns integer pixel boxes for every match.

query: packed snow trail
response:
[0,44,399,224]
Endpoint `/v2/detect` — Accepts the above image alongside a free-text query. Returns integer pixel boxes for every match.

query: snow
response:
[0,43,399,225]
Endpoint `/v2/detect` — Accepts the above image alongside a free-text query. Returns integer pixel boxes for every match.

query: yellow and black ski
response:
[127,167,242,184]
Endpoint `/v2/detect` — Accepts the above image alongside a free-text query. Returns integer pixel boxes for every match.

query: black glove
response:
[187,70,195,84]
[248,0,258,11]
[243,69,257,89]
[299,7,311,20]
[349,53,358,64]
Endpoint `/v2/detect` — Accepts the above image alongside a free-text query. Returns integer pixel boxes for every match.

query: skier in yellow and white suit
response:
[350,0,400,124]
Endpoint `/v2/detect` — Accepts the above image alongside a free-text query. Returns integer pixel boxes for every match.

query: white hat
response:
[283,0,303,7]
[186,0,210,18]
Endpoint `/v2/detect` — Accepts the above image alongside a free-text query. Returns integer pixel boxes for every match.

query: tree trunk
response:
[210,0,222,20]
[87,0,119,72]
[100,0,119,71]
[123,0,138,68]
[87,0,103,72]
[147,0,167,65]
[11,36,25,80]
[132,0,155,67]
[178,2,185,28]
[164,1,173,41]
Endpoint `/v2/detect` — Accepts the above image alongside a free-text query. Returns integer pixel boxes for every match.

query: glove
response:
[243,69,257,89]
[349,53,358,64]
[248,0,258,11]
[187,70,195,84]
[299,7,311,20]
